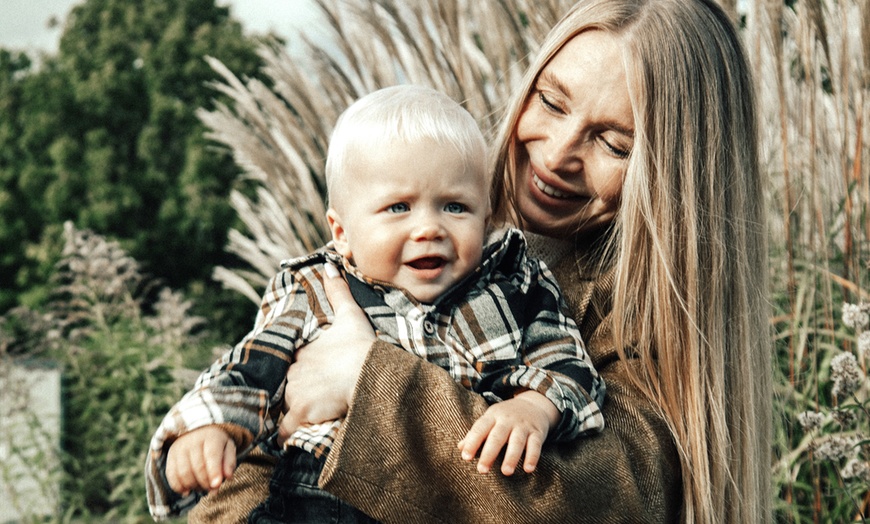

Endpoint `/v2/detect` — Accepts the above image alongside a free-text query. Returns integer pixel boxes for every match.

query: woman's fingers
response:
[279,262,375,444]
[322,262,360,317]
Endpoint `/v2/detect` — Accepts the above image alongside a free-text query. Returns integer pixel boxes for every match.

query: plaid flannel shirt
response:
[145,228,605,520]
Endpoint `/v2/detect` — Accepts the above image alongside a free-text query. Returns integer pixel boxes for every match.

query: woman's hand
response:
[278,263,376,444]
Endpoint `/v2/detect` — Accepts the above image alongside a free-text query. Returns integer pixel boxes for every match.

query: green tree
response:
[0,50,32,311]
[0,51,74,310]
[0,0,264,336]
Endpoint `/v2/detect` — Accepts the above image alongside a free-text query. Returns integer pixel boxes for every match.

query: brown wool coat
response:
[189,249,683,524]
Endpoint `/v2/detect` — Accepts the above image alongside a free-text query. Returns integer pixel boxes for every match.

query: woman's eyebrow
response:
[538,70,634,138]
[538,70,571,97]
[604,120,634,138]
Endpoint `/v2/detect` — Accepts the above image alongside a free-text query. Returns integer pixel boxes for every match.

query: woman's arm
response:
[318,339,681,523]
[275,261,682,523]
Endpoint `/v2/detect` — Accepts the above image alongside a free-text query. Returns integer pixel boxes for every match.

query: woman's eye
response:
[444,202,466,214]
[387,203,410,213]
[600,138,631,159]
[538,91,562,113]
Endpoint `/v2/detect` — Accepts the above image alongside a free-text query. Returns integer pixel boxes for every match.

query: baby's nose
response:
[410,218,445,241]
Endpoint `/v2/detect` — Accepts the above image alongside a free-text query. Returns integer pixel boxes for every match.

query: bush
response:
[1,222,216,522]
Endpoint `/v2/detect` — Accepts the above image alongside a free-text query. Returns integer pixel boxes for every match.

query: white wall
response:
[0,361,61,523]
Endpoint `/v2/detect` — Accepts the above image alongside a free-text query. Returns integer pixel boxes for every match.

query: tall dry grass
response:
[200,0,577,301]
[753,0,870,521]
[200,0,869,520]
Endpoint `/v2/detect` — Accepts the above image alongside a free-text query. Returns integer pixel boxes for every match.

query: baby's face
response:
[328,138,489,303]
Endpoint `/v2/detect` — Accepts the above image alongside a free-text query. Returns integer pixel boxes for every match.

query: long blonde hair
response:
[491,1,772,522]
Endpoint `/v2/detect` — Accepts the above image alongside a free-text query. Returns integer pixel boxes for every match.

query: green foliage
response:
[0,0,264,339]
[1,223,216,521]
[60,319,187,520]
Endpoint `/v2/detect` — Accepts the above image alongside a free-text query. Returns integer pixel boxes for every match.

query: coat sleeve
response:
[319,339,682,524]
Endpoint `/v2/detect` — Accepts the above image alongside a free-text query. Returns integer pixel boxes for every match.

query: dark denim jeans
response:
[248,448,380,524]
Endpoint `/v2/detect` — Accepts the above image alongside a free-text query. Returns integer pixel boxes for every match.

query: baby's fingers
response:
[167,447,205,495]
[188,445,212,492]
[458,416,494,463]
[475,423,510,474]
[500,429,529,476]
[222,439,237,481]
[202,437,236,490]
[522,432,545,473]
[165,449,191,496]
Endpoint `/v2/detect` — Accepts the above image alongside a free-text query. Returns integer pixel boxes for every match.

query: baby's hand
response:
[457,390,559,476]
[166,426,237,496]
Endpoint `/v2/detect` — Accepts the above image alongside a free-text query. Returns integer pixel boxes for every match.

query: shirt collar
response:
[319,228,527,310]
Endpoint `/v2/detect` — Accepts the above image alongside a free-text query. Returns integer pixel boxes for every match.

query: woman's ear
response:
[326,208,352,258]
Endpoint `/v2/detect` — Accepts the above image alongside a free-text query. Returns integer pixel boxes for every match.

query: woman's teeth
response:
[533,173,571,199]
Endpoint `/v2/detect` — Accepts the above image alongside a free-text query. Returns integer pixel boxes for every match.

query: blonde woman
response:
[193,0,771,522]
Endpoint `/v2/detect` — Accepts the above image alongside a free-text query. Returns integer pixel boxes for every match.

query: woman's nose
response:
[542,130,583,175]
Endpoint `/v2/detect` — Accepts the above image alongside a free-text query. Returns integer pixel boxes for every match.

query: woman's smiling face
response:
[515,29,634,238]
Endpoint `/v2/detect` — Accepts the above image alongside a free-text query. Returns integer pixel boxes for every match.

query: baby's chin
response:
[406,279,460,304]
[403,263,479,304]
[409,287,448,304]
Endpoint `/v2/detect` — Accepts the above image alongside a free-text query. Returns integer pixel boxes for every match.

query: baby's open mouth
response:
[407,257,446,270]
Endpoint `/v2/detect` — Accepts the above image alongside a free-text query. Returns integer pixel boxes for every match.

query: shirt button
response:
[423,320,435,335]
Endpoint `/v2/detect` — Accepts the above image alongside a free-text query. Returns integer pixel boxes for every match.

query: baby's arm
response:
[457,389,558,476]
[455,249,605,477]
[146,265,316,520]
[166,426,237,496]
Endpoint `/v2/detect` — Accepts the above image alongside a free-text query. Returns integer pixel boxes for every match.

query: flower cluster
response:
[841,458,870,482]
[798,301,870,490]
[798,410,825,432]
[859,331,870,358]
[842,302,870,331]
[832,408,857,428]
[831,352,866,400]
[814,435,860,461]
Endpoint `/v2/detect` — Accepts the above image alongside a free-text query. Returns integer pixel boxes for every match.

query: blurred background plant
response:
[1,221,216,522]
[0,0,867,521]
[754,0,870,521]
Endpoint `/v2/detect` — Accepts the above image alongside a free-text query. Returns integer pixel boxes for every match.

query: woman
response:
[193,0,771,522]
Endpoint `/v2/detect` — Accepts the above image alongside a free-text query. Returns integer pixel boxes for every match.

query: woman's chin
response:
[521,216,576,239]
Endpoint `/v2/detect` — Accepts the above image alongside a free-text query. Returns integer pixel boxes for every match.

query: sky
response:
[0,0,325,54]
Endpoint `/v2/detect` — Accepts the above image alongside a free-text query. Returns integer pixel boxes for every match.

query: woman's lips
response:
[533,173,573,199]
[529,171,585,207]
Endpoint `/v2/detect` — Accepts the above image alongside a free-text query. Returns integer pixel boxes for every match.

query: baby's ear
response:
[326,208,352,258]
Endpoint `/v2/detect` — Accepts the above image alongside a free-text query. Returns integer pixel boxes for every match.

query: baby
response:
[146,85,605,522]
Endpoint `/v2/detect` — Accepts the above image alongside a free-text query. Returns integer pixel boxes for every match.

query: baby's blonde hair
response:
[325,85,487,209]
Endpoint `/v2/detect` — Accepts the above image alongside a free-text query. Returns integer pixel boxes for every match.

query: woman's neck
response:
[523,231,575,268]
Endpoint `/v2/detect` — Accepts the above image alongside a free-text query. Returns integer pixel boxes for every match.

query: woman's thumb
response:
[322,262,357,314]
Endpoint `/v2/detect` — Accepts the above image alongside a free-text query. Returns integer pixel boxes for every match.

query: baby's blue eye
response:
[388,203,410,213]
[444,202,466,214]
